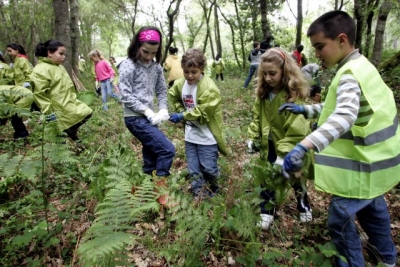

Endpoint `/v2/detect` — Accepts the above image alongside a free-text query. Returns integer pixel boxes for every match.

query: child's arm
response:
[304,74,361,152]
[30,71,51,114]
[154,65,168,111]
[247,98,261,141]
[168,81,185,112]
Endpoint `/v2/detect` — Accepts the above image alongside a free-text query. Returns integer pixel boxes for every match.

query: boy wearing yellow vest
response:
[279,11,398,267]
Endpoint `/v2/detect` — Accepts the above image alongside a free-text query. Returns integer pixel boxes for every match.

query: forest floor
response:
[1,74,400,266]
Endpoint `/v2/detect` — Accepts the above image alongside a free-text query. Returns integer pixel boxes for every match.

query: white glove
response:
[247,140,254,153]
[95,81,99,88]
[144,109,156,124]
[9,63,14,68]
[110,77,114,83]
[151,109,170,125]
[274,157,290,179]
[23,82,31,88]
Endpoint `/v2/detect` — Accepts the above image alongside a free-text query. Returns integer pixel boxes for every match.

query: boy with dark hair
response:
[279,10,399,267]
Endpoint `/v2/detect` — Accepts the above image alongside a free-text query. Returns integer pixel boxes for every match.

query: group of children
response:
[1,10,398,266]
[124,11,398,267]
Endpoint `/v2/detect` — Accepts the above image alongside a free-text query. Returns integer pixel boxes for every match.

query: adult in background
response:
[243,41,261,89]
[164,46,183,88]
[31,40,92,141]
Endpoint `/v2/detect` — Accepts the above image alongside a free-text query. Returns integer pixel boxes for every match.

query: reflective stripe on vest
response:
[314,56,400,199]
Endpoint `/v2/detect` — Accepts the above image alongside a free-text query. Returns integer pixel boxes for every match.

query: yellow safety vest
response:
[315,56,400,199]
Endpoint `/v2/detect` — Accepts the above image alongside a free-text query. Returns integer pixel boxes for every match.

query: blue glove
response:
[169,113,184,123]
[46,113,57,122]
[278,103,305,115]
[22,82,31,88]
[283,143,309,175]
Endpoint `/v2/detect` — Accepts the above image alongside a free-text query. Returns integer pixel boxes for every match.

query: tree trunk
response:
[162,0,183,64]
[200,0,216,57]
[233,0,246,70]
[371,0,394,66]
[364,0,380,58]
[295,0,303,46]
[334,0,344,9]
[53,0,72,75]
[218,6,241,69]
[354,0,367,53]
[70,0,80,76]
[260,0,271,40]
[214,4,222,56]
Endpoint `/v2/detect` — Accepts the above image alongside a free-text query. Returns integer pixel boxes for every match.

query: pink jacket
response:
[94,60,114,81]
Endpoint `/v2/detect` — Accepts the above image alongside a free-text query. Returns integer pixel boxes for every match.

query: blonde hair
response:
[256,47,308,102]
[87,49,104,60]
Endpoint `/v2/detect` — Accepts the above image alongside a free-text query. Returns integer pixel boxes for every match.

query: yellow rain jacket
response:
[13,56,32,87]
[248,90,312,175]
[0,62,14,85]
[0,85,33,118]
[164,55,183,82]
[30,57,92,131]
[169,76,228,155]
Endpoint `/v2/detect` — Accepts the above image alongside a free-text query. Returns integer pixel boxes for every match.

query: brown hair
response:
[181,48,207,71]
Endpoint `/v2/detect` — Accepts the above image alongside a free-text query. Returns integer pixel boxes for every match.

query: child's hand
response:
[278,103,305,115]
[152,109,169,125]
[169,113,184,123]
[144,109,156,124]
[282,144,308,175]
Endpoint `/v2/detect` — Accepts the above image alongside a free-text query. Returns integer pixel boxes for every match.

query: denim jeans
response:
[185,142,220,195]
[124,116,175,176]
[327,195,396,267]
[101,79,119,110]
[243,64,258,89]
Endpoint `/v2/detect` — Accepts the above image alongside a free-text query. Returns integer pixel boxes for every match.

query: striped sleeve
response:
[306,74,361,152]
[304,103,324,119]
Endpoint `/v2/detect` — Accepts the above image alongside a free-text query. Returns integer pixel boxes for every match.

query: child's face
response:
[260,61,283,90]
[48,46,66,65]
[183,66,203,85]
[90,55,100,63]
[7,48,18,58]
[139,43,159,64]
[309,31,346,68]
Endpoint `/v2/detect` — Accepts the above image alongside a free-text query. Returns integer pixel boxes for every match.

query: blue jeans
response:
[101,79,119,110]
[124,116,175,176]
[327,195,396,267]
[185,142,220,195]
[243,64,258,89]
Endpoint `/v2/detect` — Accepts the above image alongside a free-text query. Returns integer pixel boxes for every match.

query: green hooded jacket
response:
[169,76,228,156]
[13,56,32,86]
[248,90,312,173]
[30,57,92,131]
[0,62,14,85]
[212,59,225,74]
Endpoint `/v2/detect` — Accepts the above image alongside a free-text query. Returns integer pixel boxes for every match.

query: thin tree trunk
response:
[295,0,303,46]
[233,0,246,70]
[162,0,183,64]
[218,5,241,69]
[214,5,222,56]
[70,0,80,76]
[200,0,216,57]
[364,0,380,58]
[354,0,366,53]
[53,0,72,74]
[260,0,271,40]
[371,0,394,66]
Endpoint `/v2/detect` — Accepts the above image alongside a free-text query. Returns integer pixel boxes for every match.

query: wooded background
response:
[0,0,399,77]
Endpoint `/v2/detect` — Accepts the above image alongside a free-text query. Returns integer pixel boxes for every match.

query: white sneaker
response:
[258,214,274,230]
[300,210,312,222]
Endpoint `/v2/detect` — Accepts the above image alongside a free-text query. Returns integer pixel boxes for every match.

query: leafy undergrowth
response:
[0,74,399,267]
